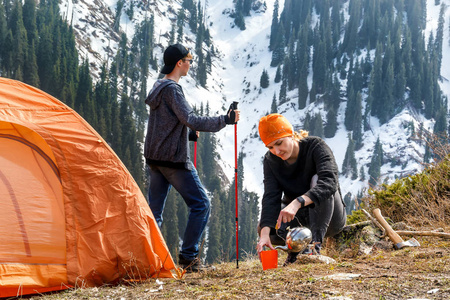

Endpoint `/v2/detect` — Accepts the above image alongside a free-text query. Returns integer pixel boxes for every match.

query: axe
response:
[373,208,420,249]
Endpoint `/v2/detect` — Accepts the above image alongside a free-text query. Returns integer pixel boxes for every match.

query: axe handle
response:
[373,208,404,245]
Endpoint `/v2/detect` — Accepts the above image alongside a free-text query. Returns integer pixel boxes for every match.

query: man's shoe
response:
[178,254,213,273]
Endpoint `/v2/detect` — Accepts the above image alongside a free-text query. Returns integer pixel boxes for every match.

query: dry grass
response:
[366,136,450,229]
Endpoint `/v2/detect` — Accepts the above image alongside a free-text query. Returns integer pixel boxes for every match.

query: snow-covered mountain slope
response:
[60,0,450,201]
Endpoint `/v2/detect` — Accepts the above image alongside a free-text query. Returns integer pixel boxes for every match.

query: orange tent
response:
[0,77,176,297]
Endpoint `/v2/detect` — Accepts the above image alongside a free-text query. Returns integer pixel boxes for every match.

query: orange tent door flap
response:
[0,122,68,296]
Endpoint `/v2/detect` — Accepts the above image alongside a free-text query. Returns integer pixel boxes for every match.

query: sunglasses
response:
[182,59,194,64]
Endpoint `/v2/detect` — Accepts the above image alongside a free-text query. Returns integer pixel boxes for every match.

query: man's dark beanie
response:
[161,44,189,74]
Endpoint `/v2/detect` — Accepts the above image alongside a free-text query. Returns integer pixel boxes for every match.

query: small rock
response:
[297,254,336,264]
[322,273,361,280]
[361,226,380,245]
[357,242,373,255]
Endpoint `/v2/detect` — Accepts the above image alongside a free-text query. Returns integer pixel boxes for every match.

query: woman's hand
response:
[276,200,301,229]
[257,227,274,253]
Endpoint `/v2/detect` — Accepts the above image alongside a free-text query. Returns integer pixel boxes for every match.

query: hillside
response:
[58,0,450,203]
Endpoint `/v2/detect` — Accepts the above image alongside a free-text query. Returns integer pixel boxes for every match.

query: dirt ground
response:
[26,235,450,300]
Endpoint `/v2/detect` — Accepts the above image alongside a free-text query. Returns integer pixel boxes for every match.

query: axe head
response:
[395,238,420,249]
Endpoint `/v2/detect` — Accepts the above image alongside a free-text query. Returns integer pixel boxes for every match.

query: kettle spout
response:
[274,245,289,252]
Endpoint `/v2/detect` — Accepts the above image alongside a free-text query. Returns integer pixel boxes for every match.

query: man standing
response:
[144,44,240,272]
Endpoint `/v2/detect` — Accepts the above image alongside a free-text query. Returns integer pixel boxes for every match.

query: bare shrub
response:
[366,134,450,229]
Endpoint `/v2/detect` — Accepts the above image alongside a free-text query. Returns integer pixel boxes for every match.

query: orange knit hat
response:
[258,114,294,146]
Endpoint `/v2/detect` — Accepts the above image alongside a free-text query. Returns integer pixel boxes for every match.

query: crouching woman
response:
[256,113,346,265]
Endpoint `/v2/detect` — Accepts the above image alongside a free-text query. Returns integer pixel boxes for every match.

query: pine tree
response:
[206,190,223,263]
[274,65,281,83]
[423,60,434,119]
[242,0,253,16]
[367,43,383,118]
[402,26,412,81]
[176,193,188,246]
[0,4,6,67]
[115,33,128,76]
[279,77,287,104]
[23,40,39,86]
[61,80,76,108]
[269,0,279,51]
[206,51,212,73]
[177,8,185,43]
[344,87,356,131]
[341,0,361,54]
[368,138,383,186]
[113,0,124,32]
[125,2,134,20]
[380,62,395,124]
[324,106,337,138]
[169,22,176,44]
[9,0,27,81]
[359,166,365,181]
[234,0,246,30]
[331,0,341,49]
[342,133,358,179]
[353,92,363,150]
[188,0,198,33]
[394,62,406,105]
[161,190,180,257]
[309,81,317,104]
[75,60,95,124]
[312,37,326,94]
[311,113,324,138]
[110,99,122,157]
[260,69,269,88]
[433,109,447,139]
[271,93,278,113]
[270,22,285,67]
[410,71,422,111]
[298,55,308,109]
[22,0,37,44]
[220,183,237,261]
[35,25,51,89]
[286,36,297,91]
[239,190,259,257]
[197,49,207,87]
[303,113,311,132]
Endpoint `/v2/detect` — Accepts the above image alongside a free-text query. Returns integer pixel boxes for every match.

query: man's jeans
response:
[147,162,210,260]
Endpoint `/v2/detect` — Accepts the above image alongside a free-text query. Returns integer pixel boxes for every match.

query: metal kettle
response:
[275,226,312,253]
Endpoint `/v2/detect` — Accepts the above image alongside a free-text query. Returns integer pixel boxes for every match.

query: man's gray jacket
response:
[144,79,227,169]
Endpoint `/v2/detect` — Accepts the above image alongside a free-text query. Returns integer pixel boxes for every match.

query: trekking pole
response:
[232,101,239,269]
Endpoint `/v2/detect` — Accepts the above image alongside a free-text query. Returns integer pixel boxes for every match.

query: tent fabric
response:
[0,77,176,297]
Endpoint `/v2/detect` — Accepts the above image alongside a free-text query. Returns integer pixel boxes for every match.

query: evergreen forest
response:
[1,0,450,263]
[262,0,449,198]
